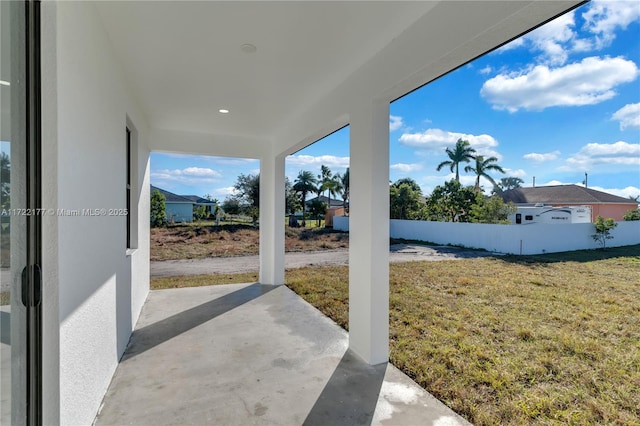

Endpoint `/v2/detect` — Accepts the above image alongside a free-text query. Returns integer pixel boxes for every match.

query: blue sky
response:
[151,0,640,200]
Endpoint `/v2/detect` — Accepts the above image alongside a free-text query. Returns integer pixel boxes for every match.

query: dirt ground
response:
[151,224,348,261]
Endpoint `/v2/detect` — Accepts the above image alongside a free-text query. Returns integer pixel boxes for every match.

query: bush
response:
[622,209,640,221]
[150,189,167,227]
[591,215,617,250]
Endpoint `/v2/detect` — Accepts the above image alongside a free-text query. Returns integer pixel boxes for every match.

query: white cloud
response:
[589,185,640,199]
[492,1,640,63]
[540,180,566,187]
[390,163,423,173]
[211,157,259,166]
[523,150,561,162]
[502,168,527,178]
[524,11,576,65]
[559,141,640,170]
[181,167,222,178]
[479,65,493,75]
[151,167,222,186]
[389,115,404,131]
[612,102,640,130]
[582,0,640,49]
[286,154,349,170]
[212,186,238,197]
[399,128,502,160]
[495,37,525,53]
[481,56,639,112]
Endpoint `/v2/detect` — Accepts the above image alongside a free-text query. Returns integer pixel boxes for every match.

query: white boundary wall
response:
[333,216,640,255]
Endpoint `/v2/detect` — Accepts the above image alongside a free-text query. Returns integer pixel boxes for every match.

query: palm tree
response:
[323,176,343,208]
[436,138,476,182]
[330,175,344,207]
[465,155,505,191]
[340,168,349,213]
[293,170,317,227]
[318,164,333,203]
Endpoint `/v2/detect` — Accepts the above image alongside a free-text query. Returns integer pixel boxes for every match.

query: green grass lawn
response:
[151,245,640,424]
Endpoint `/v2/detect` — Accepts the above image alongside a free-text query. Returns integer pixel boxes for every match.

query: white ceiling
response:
[95,1,583,142]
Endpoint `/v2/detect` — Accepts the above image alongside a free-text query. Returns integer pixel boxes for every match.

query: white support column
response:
[259,153,286,285]
[348,100,389,365]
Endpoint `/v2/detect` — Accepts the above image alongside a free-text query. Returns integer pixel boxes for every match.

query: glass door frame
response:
[24,0,42,424]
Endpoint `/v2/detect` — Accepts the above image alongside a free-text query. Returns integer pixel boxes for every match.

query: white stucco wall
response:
[49,2,150,425]
[334,217,640,255]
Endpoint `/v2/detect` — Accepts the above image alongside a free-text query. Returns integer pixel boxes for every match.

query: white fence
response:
[332,216,640,255]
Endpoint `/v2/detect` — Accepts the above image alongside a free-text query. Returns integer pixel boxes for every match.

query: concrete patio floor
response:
[94,283,470,425]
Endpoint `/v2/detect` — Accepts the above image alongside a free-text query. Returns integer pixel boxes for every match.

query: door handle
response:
[20,265,42,307]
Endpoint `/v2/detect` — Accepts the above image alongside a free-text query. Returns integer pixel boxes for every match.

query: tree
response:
[392,177,422,193]
[592,215,617,250]
[390,183,423,220]
[308,199,327,227]
[221,198,241,216]
[193,205,208,221]
[464,155,505,191]
[233,173,260,210]
[471,196,517,224]
[225,173,260,225]
[436,139,476,182]
[425,180,481,222]
[493,177,524,194]
[328,175,343,207]
[622,208,640,221]
[285,177,301,226]
[203,194,219,204]
[293,170,318,227]
[318,165,332,199]
[150,189,167,227]
[340,168,350,213]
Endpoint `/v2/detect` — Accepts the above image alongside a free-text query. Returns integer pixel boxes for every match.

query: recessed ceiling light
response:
[219,109,229,114]
[0,80,9,87]
[240,43,257,54]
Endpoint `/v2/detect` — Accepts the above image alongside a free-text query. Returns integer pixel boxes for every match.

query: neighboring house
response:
[306,195,346,209]
[150,185,195,223]
[499,185,638,221]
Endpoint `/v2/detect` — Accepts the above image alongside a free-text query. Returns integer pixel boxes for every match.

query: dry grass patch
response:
[150,272,259,290]
[151,224,348,261]
[286,248,640,425]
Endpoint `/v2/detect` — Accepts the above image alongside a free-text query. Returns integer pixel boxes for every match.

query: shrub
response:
[622,209,640,221]
[591,215,617,250]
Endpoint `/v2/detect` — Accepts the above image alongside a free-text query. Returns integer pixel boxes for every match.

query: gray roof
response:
[500,185,636,205]
[182,195,215,204]
[150,185,193,203]
[306,195,346,208]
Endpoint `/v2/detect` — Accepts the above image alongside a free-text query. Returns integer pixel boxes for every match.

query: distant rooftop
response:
[500,185,636,205]
[182,195,215,204]
[150,185,193,203]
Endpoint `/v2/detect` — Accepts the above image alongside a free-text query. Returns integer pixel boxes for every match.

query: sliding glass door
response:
[1,1,42,424]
